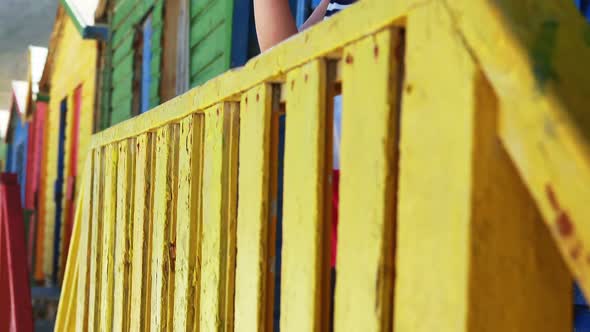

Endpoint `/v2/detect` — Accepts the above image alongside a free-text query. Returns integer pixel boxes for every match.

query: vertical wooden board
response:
[200,103,233,331]
[112,140,134,331]
[88,148,104,332]
[222,103,240,332]
[75,153,94,331]
[98,144,118,331]
[167,124,180,331]
[130,133,155,332]
[56,262,79,331]
[440,0,590,297]
[55,182,83,331]
[173,115,204,332]
[280,59,327,332]
[335,29,400,332]
[151,125,179,331]
[394,4,571,332]
[234,84,272,332]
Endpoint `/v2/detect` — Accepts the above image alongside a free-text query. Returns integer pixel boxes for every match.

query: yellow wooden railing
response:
[56,0,590,330]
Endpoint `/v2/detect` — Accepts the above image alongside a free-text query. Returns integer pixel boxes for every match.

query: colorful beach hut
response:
[38,1,105,285]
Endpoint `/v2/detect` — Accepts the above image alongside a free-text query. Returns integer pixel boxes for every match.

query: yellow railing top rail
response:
[90,0,413,148]
[79,0,590,319]
[91,0,590,151]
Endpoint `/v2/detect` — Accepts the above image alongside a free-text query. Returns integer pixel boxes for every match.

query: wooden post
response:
[394,3,571,332]
[173,115,204,332]
[234,84,273,332]
[281,59,328,332]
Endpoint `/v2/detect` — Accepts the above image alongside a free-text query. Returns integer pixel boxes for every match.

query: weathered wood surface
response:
[55,0,590,330]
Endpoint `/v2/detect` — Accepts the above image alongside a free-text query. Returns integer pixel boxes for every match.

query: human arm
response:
[254,0,331,51]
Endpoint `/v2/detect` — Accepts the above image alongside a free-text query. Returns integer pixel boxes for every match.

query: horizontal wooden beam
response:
[90,0,417,148]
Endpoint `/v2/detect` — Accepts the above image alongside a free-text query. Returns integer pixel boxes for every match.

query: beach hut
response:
[38,1,106,285]
[5,81,29,201]
[22,46,49,282]
[0,110,9,170]
[96,0,258,130]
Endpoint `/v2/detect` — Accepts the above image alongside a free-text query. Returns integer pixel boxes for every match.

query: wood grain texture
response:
[129,133,155,332]
[221,102,240,332]
[112,140,134,331]
[334,29,400,332]
[394,3,571,331]
[75,153,94,331]
[150,125,179,331]
[98,144,118,331]
[174,115,204,332]
[200,104,227,331]
[234,84,273,332]
[281,59,327,332]
[87,148,104,332]
[199,102,239,331]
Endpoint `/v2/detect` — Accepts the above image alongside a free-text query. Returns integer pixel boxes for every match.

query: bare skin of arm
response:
[254,0,331,51]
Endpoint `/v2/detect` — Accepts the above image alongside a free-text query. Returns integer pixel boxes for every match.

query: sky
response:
[0,0,57,109]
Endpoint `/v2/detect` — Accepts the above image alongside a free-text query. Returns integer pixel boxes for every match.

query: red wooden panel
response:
[0,173,34,331]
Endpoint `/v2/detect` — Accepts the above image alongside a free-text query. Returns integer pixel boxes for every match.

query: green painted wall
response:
[101,0,164,130]
[189,0,234,87]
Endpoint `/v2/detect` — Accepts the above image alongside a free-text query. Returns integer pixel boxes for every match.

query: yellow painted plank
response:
[99,144,119,331]
[88,148,104,332]
[56,264,79,331]
[200,103,239,330]
[130,133,155,332]
[281,59,327,332]
[440,0,590,295]
[200,105,225,331]
[394,4,570,331]
[151,125,179,331]
[173,115,204,332]
[55,179,84,331]
[113,140,134,331]
[334,29,401,332]
[90,0,418,148]
[234,84,273,332]
[221,103,240,332]
[75,153,94,331]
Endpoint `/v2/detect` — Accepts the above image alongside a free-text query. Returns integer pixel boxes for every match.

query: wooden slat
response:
[88,148,104,332]
[199,103,239,330]
[75,154,94,331]
[442,0,590,296]
[151,125,179,331]
[394,3,570,331]
[334,28,401,332]
[222,102,240,332]
[98,144,119,331]
[112,140,134,331]
[90,0,417,148]
[55,174,84,331]
[200,104,225,330]
[281,59,327,332]
[129,133,155,331]
[234,84,273,332]
[173,115,204,332]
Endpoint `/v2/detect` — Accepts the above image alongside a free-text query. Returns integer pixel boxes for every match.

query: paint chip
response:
[556,211,573,237]
[345,54,354,64]
[545,184,560,210]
